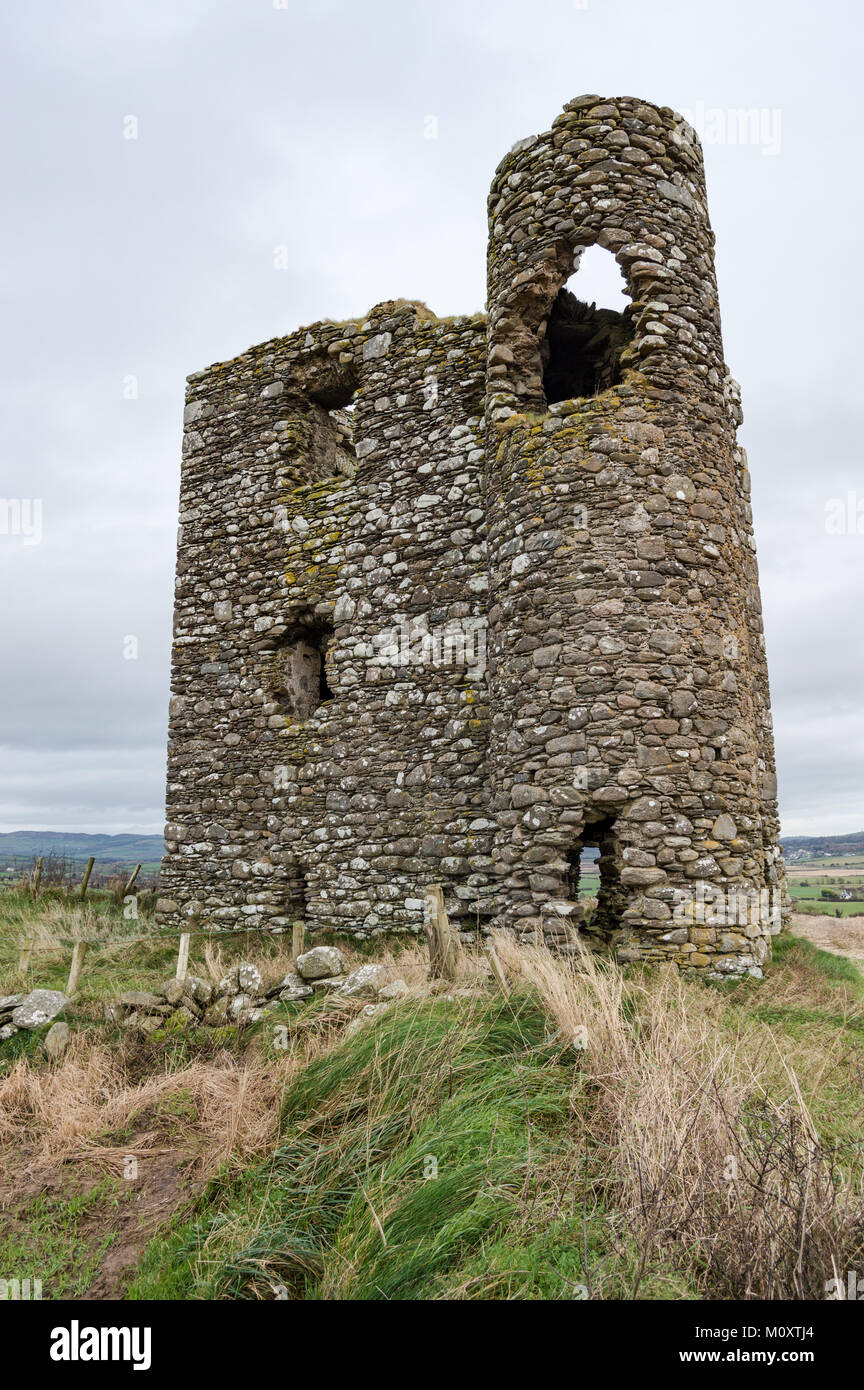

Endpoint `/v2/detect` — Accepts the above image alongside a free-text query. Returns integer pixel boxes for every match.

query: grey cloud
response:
[1,0,861,834]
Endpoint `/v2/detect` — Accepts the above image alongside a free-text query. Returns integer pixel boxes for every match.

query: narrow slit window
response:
[287,861,308,919]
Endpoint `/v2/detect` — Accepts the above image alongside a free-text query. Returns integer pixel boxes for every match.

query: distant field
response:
[785,882,864,897]
[792,911,864,959]
[794,900,864,917]
[785,871,864,917]
[788,850,864,861]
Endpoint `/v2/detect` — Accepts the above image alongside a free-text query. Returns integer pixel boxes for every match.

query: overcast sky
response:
[0,0,861,838]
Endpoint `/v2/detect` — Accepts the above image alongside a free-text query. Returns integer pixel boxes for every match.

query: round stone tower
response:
[483,94,786,976]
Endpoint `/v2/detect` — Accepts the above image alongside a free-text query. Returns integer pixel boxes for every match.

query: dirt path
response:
[0,1137,202,1300]
[790,912,864,962]
[80,1150,195,1300]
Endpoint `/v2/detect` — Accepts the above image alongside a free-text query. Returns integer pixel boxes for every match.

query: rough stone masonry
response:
[156,94,788,977]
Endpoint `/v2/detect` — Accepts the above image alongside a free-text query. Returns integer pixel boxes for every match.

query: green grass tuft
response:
[129,993,687,1301]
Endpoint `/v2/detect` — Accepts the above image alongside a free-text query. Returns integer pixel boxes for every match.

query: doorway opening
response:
[567,813,625,940]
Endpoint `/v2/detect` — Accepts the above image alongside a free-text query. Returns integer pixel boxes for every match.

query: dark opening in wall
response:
[274,371,358,487]
[309,374,356,412]
[273,621,334,721]
[540,247,634,406]
[584,815,626,939]
[567,815,626,941]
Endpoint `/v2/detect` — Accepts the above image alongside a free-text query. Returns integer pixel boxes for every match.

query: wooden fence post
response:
[31,857,43,896]
[18,938,33,974]
[292,920,305,963]
[78,856,95,901]
[424,884,459,981]
[175,932,191,982]
[484,942,510,998]
[123,864,142,895]
[66,940,88,996]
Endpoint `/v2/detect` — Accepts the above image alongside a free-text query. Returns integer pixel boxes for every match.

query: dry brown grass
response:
[199,937,298,993]
[0,932,442,1194]
[494,934,864,1298]
[0,1035,296,1183]
[18,902,105,948]
[376,939,492,994]
[0,938,413,1187]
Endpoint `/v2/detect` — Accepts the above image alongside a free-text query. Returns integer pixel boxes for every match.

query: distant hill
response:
[781,832,864,861]
[0,831,164,871]
[0,829,859,875]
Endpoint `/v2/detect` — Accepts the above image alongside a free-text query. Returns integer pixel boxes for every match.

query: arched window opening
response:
[272,620,334,721]
[541,246,635,406]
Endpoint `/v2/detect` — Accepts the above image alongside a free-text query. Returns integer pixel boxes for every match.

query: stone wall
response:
[156,94,787,977]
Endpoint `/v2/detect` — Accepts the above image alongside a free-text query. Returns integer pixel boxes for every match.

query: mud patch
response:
[0,1137,203,1300]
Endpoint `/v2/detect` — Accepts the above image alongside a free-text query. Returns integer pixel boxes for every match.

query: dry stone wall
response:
[157,95,786,978]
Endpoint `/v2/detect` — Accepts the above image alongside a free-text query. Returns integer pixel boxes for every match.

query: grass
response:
[0,1178,123,1299]
[129,991,663,1302]
[785,879,864,917]
[4,887,864,1301]
[130,933,864,1302]
[791,899,864,917]
[0,885,329,1058]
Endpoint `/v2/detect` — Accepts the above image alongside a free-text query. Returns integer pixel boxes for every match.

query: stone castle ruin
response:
[156,94,787,977]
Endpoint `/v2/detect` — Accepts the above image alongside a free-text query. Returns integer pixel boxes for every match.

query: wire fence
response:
[5,881,473,1002]
[16,922,302,951]
[0,852,161,895]
[12,920,308,999]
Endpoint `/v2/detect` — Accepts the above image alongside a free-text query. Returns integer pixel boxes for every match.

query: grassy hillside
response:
[129,935,864,1302]
[1,889,863,1301]
[0,832,164,885]
[783,833,864,861]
